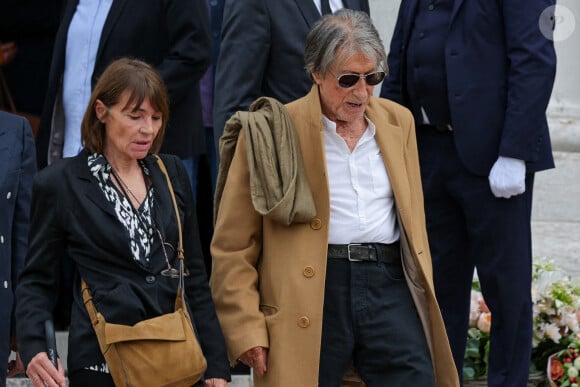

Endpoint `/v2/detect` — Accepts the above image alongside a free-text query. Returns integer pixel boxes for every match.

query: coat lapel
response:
[96,0,128,59]
[450,0,465,26]
[294,0,322,27]
[287,86,330,220]
[365,98,412,219]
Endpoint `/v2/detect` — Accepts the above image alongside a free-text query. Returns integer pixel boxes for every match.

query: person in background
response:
[212,0,369,151]
[0,112,36,387]
[0,0,62,118]
[34,0,211,331]
[211,9,458,387]
[36,0,210,170]
[15,58,229,387]
[380,1,557,385]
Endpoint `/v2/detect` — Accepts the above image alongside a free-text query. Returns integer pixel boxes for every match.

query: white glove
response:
[488,156,526,198]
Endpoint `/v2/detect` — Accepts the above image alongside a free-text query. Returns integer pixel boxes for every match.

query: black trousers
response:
[318,258,435,387]
[417,127,535,387]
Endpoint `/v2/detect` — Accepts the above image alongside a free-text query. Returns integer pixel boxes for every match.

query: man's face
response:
[312,53,378,125]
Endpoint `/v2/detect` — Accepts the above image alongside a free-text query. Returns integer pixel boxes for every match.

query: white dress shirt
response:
[313,0,344,14]
[323,115,400,244]
[62,0,113,158]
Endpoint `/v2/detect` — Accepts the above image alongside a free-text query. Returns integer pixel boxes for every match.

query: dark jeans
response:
[318,258,435,387]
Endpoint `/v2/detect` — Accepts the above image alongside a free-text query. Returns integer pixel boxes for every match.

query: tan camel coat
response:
[210,86,459,387]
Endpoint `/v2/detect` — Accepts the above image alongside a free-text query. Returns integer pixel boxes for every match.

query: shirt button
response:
[303,266,315,278]
[310,218,322,230]
[419,32,425,39]
[145,275,156,284]
[428,4,435,10]
[6,192,11,200]
[297,316,310,328]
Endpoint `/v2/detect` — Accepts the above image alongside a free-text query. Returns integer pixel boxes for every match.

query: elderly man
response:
[211,9,459,387]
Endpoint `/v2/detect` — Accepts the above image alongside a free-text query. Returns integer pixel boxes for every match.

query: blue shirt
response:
[62,0,113,158]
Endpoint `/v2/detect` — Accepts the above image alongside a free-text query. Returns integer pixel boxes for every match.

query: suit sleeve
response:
[15,169,65,368]
[498,0,556,161]
[380,1,406,103]
[156,0,211,105]
[10,119,36,336]
[166,155,231,380]
[213,0,270,146]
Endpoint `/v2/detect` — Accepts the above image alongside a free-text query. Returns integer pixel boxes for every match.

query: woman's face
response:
[312,53,377,125]
[96,91,162,161]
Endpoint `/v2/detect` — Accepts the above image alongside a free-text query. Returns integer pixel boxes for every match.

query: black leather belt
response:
[327,242,400,263]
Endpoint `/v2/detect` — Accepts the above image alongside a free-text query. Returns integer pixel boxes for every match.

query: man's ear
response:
[311,71,324,86]
[95,99,107,122]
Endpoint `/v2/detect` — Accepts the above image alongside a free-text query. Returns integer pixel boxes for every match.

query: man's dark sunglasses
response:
[331,70,386,88]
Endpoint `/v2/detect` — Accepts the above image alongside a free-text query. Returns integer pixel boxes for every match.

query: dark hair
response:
[304,9,387,78]
[81,58,170,154]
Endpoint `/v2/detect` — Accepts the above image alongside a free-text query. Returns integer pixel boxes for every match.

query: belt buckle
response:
[347,243,363,262]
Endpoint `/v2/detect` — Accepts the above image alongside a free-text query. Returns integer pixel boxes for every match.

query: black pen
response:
[44,320,58,369]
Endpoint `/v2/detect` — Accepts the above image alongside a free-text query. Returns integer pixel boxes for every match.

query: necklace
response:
[110,167,145,209]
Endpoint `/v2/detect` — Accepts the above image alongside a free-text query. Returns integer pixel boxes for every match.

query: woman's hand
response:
[239,346,268,377]
[204,378,228,387]
[26,352,66,387]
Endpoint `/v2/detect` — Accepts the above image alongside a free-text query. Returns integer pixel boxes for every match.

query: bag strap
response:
[154,155,186,301]
[81,155,187,324]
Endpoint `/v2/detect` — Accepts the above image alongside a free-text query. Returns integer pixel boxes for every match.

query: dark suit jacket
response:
[15,152,230,380]
[380,0,557,176]
[0,112,35,385]
[213,0,370,148]
[36,0,211,167]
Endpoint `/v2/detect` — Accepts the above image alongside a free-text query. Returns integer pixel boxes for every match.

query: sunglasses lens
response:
[366,71,385,86]
[338,74,360,88]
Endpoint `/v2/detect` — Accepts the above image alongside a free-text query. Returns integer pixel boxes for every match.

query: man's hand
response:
[239,346,268,377]
[488,156,526,198]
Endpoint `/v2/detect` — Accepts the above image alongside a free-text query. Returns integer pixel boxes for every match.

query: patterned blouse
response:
[88,154,155,267]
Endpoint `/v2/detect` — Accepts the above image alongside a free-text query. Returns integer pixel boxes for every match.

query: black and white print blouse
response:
[88,154,155,267]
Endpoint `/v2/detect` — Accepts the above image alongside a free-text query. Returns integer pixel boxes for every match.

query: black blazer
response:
[15,152,230,380]
[36,0,211,166]
[213,0,370,148]
[0,112,35,382]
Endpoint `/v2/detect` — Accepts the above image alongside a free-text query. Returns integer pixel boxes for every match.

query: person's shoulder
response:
[0,111,32,133]
[34,155,77,187]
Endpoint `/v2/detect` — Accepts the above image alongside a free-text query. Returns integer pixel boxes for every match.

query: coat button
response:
[428,3,435,10]
[297,316,310,328]
[6,192,11,200]
[310,218,322,230]
[145,275,156,284]
[0,235,4,244]
[303,266,315,278]
[3,281,7,289]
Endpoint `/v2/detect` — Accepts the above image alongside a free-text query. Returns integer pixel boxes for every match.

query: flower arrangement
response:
[548,341,580,387]
[464,259,580,382]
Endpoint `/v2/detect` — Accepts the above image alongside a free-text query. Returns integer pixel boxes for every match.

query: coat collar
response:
[287,86,412,217]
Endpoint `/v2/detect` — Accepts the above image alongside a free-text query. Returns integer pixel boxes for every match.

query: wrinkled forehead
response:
[331,50,380,73]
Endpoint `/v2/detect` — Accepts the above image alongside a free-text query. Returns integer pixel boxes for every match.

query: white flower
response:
[568,366,579,379]
[574,357,580,369]
[544,323,563,343]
